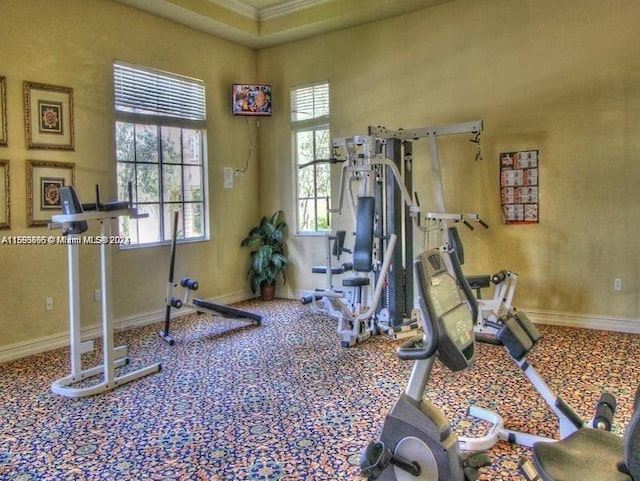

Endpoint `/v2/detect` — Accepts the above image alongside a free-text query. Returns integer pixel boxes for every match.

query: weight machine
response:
[50,186,161,398]
[302,120,486,346]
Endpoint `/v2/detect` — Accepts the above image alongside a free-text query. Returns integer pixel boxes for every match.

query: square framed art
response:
[24,81,74,150]
[26,159,75,227]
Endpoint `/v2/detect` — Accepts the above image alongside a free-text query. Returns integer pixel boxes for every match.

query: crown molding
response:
[115,0,453,49]
[207,0,259,20]
[259,0,333,20]
[206,0,333,21]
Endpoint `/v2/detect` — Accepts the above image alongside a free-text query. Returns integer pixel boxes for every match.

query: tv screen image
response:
[232,84,272,116]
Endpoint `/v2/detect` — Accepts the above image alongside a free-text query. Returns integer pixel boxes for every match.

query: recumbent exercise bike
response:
[361,247,640,480]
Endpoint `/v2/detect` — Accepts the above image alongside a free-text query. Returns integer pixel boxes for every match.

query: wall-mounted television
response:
[232,84,272,116]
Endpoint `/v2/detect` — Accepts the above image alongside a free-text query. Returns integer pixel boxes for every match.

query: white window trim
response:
[113,61,209,247]
[290,81,330,235]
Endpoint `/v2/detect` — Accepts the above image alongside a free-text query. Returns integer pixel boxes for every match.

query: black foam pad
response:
[60,186,88,235]
[332,230,347,258]
[353,197,375,272]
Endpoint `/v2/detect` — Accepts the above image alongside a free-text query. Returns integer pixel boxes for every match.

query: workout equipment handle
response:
[397,335,434,360]
[593,392,617,431]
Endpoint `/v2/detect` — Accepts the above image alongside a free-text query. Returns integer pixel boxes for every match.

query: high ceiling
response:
[115,0,452,49]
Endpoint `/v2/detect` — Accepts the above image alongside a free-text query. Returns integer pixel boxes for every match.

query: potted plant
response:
[240,210,289,301]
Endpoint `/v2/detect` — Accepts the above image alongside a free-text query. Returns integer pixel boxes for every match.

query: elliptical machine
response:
[361,248,489,480]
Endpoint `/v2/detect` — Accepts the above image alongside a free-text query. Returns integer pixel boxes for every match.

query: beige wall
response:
[0,0,260,348]
[2,0,639,355]
[257,0,640,321]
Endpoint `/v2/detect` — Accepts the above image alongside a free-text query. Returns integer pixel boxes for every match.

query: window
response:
[113,61,208,246]
[291,82,330,233]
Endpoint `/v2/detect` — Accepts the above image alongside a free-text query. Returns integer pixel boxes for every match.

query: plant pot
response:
[260,283,275,301]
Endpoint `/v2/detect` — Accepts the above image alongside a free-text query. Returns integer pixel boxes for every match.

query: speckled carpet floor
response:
[1,299,639,480]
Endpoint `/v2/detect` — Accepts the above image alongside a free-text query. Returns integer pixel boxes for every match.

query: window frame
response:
[113,61,209,248]
[290,81,331,235]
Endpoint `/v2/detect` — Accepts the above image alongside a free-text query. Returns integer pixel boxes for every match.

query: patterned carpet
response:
[1,299,639,480]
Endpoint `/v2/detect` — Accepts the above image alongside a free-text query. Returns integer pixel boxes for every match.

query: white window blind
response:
[291,82,329,122]
[114,62,206,124]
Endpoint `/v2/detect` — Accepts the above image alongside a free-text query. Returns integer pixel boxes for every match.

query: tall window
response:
[113,61,208,246]
[291,82,330,233]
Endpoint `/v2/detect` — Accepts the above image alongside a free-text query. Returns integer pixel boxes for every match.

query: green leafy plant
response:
[240,210,289,295]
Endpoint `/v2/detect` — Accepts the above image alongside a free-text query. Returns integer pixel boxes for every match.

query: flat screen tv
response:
[232,84,272,116]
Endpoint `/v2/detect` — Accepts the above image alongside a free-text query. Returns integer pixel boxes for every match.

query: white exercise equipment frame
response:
[50,208,161,398]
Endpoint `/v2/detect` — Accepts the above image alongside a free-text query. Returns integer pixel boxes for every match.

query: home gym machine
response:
[302,193,398,347]
[50,185,161,398]
[158,211,261,345]
[366,121,484,340]
[302,121,486,347]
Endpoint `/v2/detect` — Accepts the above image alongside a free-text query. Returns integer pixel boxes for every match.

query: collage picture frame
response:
[26,159,75,227]
[24,81,75,150]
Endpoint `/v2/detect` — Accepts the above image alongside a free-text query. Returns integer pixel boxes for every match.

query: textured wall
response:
[257,0,640,321]
[0,0,260,348]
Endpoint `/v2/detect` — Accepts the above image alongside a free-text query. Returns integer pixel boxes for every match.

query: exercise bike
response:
[361,248,490,480]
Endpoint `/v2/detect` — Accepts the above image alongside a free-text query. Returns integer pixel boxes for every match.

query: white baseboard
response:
[0,290,253,364]
[293,287,640,335]
[4,292,638,364]
[524,308,640,335]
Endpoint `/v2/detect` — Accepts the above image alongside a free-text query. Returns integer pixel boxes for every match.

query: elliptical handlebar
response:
[397,335,436,360]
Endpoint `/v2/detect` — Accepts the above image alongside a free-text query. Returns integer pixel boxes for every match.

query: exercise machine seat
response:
[533,384,640,481]
[342,196,375,289]
[533,429,626,481]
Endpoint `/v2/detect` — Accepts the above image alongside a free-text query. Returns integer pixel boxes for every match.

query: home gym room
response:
[0,0,639,479]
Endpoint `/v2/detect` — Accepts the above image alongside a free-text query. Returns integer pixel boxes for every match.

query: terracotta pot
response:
[260,283,275,301]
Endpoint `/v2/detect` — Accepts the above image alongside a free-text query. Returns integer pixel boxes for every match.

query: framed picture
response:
[0,76,7,146]
[500,150,539,224]
[24,81,74,150]
[0,159,9,229]
[27,159,75,227]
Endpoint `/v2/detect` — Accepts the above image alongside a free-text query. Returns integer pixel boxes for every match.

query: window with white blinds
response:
[113,62,208,247]
[290,83,329,123]
[291,81,330,233]
[114,61,206,124]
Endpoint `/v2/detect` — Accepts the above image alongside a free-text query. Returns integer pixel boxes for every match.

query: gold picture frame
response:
[0,159,9,229]
[0,76,7,146]
[27,159,75,227]
[24,81,74,150]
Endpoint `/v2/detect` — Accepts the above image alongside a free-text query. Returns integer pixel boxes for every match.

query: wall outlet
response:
[223,167,234,189]
[614,278,622,291]
[46,297,53,311]
[94,289,101,302]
